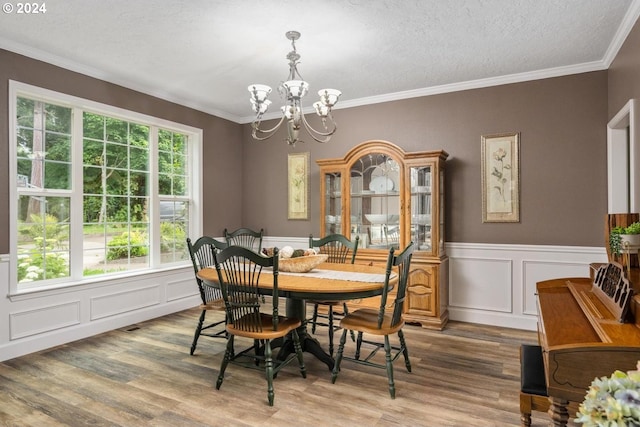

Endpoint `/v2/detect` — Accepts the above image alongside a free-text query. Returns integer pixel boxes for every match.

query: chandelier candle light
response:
[248,30,341,146]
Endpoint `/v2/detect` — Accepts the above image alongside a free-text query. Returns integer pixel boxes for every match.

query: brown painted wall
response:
[609,19,640,118]
[241,72,609,246]
[0,49,243,253]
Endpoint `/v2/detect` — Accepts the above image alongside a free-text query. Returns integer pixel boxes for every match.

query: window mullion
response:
[149,126,160,267]
[69,107,84,279]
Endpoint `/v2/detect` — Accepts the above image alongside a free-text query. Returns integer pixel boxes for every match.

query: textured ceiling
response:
[0,0,638,123]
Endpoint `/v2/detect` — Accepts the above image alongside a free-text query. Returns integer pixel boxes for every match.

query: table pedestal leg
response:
[276,298,335,371]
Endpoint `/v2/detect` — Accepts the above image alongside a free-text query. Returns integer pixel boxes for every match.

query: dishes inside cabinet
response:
[365,214,400,224]
[412,214,431,225]
[369,176,394,194]
[413,186,431,193]
[326,215,341,224]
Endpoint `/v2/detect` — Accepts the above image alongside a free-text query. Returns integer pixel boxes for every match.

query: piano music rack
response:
[591,262,633,323]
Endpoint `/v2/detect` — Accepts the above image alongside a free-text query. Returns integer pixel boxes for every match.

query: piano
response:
[536,262,640,426]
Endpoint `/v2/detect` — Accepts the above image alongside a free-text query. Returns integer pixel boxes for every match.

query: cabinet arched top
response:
[343,140,406,163]
[316,140,449,167]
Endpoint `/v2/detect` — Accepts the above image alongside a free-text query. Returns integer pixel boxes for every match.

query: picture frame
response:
[288,152,309,220]
[481,132,520,223]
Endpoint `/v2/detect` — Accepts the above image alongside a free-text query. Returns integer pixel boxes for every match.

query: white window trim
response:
[8,80,203,297]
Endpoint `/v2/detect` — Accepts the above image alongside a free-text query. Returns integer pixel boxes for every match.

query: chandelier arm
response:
[251,115,287,141]
[299,111,337,143]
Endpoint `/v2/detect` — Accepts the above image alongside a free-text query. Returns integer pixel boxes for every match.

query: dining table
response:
[196,261,396,370]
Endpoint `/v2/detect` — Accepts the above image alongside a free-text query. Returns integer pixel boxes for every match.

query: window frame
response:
[8,81,203,296]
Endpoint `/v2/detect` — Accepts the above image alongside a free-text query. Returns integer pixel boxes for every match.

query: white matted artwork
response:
[481,132,520,223]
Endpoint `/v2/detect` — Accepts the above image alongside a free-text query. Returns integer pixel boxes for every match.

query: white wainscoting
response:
[0,253,199,362]
[0,240,610,361]
[447,242,609,330]
[9,300,81,340]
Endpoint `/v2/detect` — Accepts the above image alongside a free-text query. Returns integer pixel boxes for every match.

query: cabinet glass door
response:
[438,167,445,254]
[410,165,433,252]
[324,172,342,235]
[350,153,400,249]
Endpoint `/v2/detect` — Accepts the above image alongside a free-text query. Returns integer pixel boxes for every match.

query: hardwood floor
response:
[0,308,575,426]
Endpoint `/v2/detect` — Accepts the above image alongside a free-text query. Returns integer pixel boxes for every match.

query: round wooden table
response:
[197,262,395,370]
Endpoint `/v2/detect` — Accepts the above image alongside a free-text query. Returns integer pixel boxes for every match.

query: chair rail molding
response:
[0,240,609,360]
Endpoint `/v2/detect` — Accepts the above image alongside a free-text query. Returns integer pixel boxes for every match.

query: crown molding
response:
[0,38,243,123]
[603,0,640,68]
[238,60,607,124]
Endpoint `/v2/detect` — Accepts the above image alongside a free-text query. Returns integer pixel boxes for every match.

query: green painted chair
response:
[224,227,264,252]
[212,245,306,406]
[186,236,229,355]
[331,242,415,399]
[307,233,359,356]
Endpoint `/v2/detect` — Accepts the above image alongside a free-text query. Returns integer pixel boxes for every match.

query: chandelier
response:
[248,30,341,146]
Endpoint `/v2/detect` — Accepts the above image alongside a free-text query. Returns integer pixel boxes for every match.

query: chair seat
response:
[340,308,405,335]
[227,313,302,340]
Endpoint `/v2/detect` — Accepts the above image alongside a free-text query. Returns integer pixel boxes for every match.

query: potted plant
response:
[609,222,640,256]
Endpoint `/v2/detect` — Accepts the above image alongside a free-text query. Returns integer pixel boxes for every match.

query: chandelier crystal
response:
[248,30,341,146]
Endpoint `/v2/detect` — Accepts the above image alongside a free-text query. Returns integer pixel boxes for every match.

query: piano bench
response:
[520,344,549,427]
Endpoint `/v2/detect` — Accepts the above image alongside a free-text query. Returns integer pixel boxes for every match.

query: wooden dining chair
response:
[331,242,415,399]
[212,245,306,406]
[307,233,359,355]
[224,227,264,252]
[186,236,228,355]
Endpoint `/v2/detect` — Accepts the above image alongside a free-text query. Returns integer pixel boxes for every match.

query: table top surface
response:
[197,262,396,300]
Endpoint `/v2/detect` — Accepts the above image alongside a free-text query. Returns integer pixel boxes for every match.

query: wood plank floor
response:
[0,308,578,426]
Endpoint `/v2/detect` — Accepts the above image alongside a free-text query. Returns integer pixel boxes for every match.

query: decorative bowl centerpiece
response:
[279,254,328,273]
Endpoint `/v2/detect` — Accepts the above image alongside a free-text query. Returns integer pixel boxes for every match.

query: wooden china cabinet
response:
[317,140,449,330]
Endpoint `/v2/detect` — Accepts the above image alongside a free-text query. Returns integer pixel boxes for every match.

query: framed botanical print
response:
[288,152,309,220]
[481,132,520,223]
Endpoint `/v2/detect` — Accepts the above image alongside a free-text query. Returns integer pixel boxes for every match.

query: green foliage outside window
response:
[106,231,149,260]
[17,213,69,282]
[160,221,187,254]
[17,250,68,282]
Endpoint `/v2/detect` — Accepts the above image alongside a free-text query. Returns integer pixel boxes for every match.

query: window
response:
[16,98,72,283]
[10,82,202,292]
[158,129,190,264]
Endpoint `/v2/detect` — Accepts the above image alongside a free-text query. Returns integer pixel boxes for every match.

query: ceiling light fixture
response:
[248,30,341,146]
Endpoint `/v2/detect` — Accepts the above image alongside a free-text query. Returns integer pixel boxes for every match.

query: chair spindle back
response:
[378,242,415,329]
[308,233,360,264]
[213,245,279,332]
[224,227,264,253]
[187,236,227,304]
